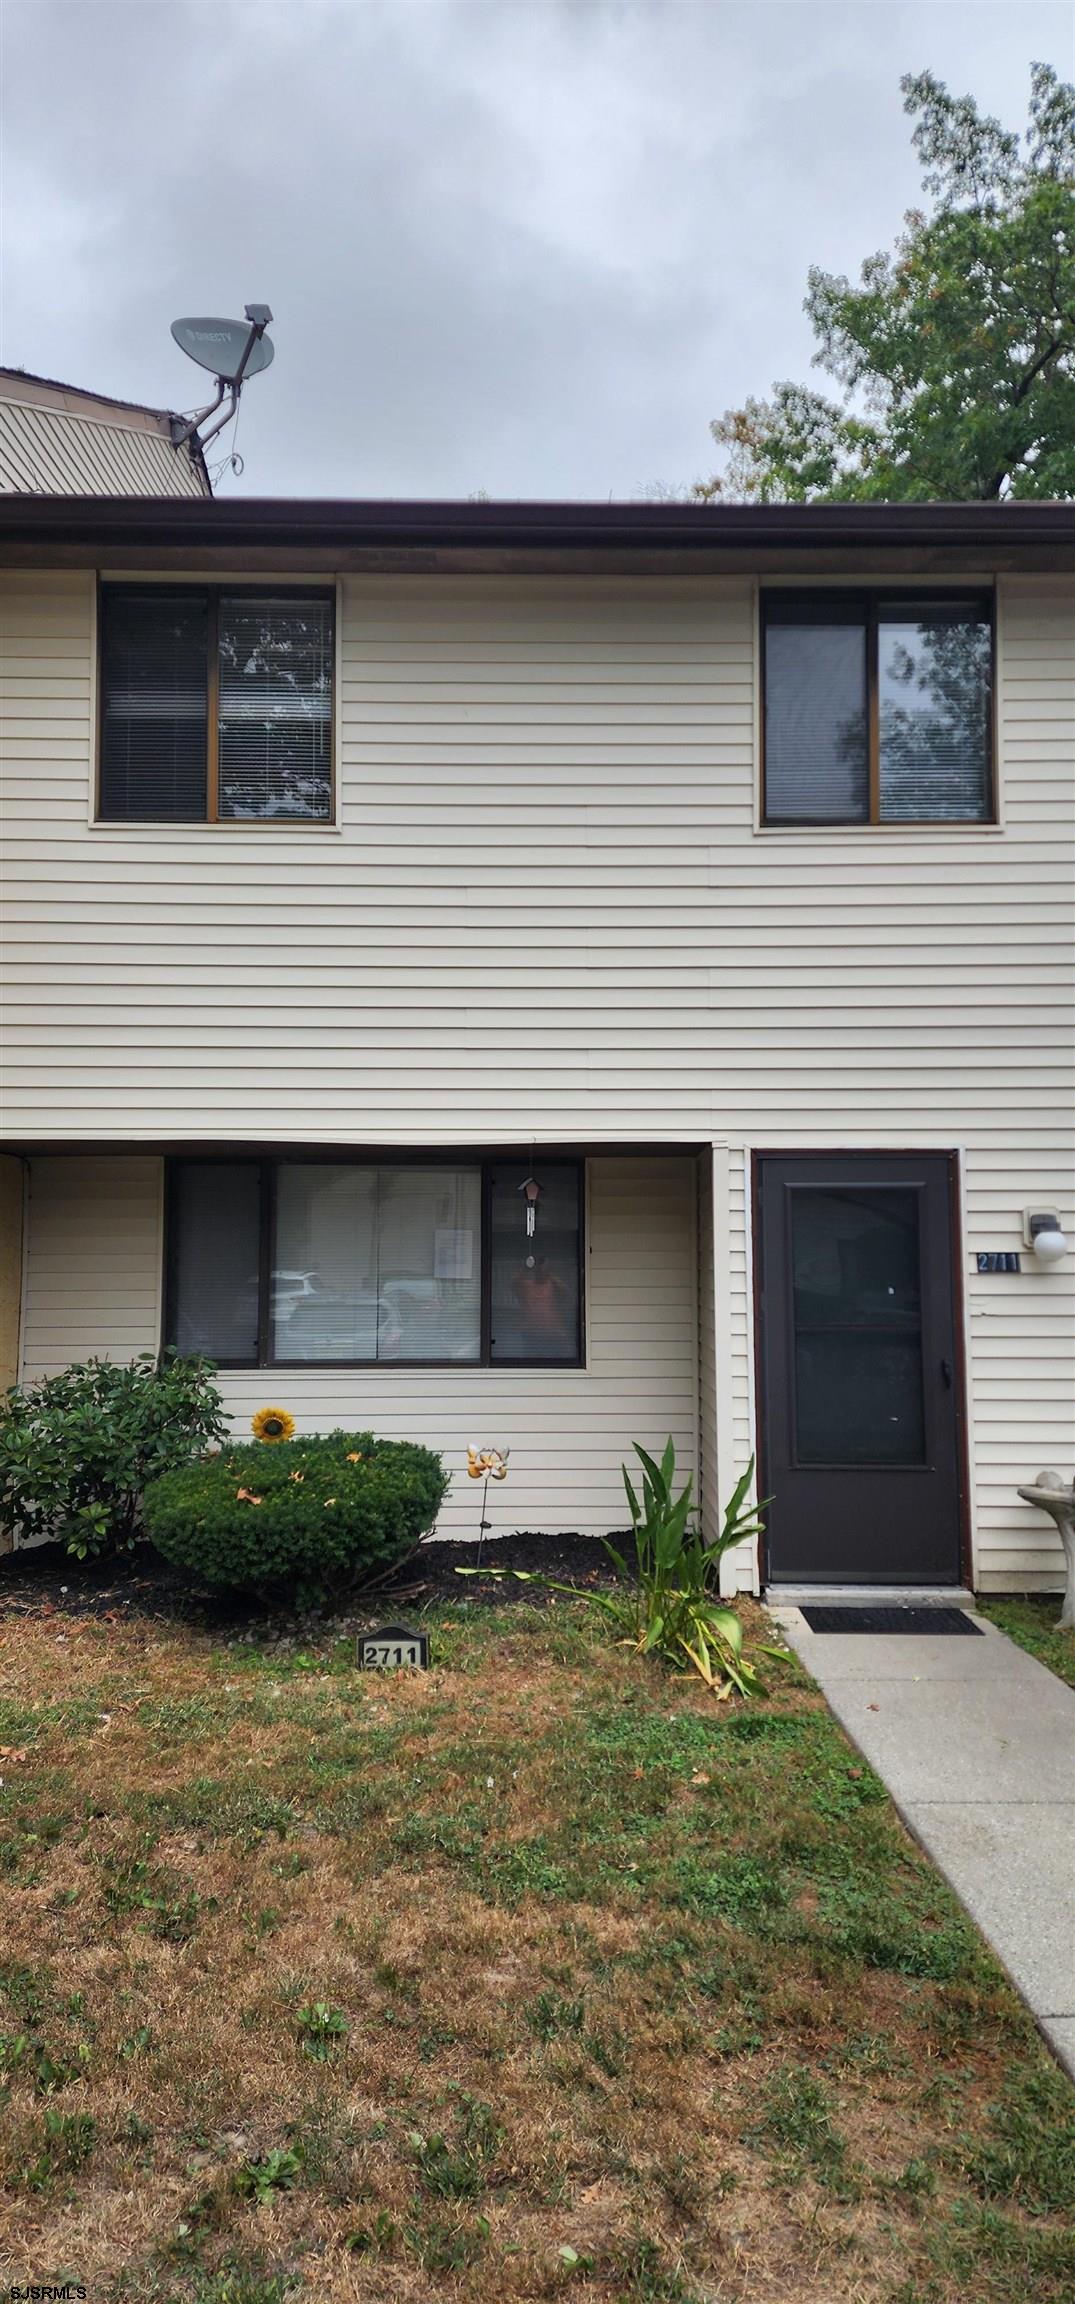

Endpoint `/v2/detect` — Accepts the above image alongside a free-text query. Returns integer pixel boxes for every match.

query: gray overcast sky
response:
[1,0,1071,498]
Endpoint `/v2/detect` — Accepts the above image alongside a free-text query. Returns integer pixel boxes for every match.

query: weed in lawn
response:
[184,2261,297,2304]
[814,1870,984,1982]
[670,1854,787,1920]
[749,2063,858,2198]
[295,2001,349,2059]
[0,1700,49,1743]
[99,1845,214,1943]
[234,2147,302,2204]
[136,1777,297,1847]
[22,2107,96,2191]
[605,2235,702,2301]
[889,2154,939,2200]
[909,2200,1075,2303]
[404,2206,490,2273]
[485,1837,574,1903]
[962,2063,1075,2214]
[527,1990,587,2041]
[409,2091,503,2198]
[345,2206,399,2255]
[829,2029,913,2077]
[392,1806,485,1865]
[0,1960,54,2027]
[720,1710,810,1745]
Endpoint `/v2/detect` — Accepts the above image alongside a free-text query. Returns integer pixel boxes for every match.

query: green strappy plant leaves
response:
[459,1440,782,1697]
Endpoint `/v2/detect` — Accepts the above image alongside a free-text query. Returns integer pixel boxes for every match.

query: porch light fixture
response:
[1023,1210,1069,1262]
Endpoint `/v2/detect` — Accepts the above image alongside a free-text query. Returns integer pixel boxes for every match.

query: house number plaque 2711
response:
[358,1624,429,1671]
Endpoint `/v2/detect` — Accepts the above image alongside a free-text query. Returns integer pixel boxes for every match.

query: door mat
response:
[800,1605,984,1635]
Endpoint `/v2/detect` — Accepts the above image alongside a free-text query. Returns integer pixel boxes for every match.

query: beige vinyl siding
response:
[20,1159,164,1370]
[2,568,1073,1587]
[18,1155,698,1539]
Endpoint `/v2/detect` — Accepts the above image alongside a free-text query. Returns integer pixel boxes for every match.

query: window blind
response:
[764,618,869,823]
[878,606,991,822]
[217,594,333,821]
[99,588,208,821]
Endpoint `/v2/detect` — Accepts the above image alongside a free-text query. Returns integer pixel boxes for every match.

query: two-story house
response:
[0,495,1072,1596]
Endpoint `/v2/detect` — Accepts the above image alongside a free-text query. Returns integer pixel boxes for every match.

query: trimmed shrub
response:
[0,1353,227,1560]
[142,1430,448,1593]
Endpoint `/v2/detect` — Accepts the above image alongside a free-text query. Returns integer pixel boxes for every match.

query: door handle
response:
[940,1358,953,1389]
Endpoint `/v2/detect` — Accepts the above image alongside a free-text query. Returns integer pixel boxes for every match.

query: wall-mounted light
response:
[1023,1210,1069,1262]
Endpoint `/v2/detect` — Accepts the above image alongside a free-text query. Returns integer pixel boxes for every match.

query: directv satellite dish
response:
[169,302,275,464]
[171,315,274,383]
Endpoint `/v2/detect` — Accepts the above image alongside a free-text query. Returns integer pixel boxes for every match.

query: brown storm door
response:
[756,1155,964,1585]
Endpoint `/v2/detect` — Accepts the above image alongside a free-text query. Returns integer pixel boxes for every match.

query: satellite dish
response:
[168,303,275,466]
[171,315,274,383]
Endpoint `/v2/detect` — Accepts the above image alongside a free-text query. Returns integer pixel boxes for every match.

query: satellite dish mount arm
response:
[170,305,273,452]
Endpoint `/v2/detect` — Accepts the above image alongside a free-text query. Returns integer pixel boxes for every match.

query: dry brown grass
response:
[0,1597,1071,2304]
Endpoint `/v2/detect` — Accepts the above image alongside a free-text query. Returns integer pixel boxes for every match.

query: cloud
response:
[1,0,1070,495]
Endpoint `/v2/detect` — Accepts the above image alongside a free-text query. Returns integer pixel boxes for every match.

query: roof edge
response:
[0,494,1069,551]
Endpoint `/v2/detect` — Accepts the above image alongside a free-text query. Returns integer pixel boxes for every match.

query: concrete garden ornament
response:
[1016,1470,1075,1629]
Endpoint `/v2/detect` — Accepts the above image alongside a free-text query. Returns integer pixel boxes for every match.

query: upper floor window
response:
[761,591,994,826]
[98,585,335,823]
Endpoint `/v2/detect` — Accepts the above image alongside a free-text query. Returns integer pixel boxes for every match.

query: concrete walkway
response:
[772,1606,1075,2079]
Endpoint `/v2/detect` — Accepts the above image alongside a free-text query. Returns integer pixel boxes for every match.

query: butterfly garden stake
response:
[466,1444,510,1566]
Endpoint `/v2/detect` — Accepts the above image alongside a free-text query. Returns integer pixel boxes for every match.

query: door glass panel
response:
[790,1188,926,1465]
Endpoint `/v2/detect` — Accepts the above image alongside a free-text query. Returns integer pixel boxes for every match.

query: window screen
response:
[217,595,334,821]
[878,602,992,823]
[763,613,868,823]
[169,1163,261,1363]
[762,592,993,825]
[98,587,333,823]
[99,588,208,821]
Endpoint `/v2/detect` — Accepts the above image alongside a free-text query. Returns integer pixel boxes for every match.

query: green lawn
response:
[977,1596,1075,1689]
[0,1594,1071,2302]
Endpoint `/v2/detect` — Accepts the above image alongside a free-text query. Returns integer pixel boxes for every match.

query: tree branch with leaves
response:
[696,64,1075,503]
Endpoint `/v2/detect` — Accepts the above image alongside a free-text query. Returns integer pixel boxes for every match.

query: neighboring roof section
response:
[0,368,211,497]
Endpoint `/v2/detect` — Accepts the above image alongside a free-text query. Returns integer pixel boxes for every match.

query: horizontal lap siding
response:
[18,1156,698,1539]
[714,578,1075,1593]
[0,574,748,1139]
[3,570,1073,1587]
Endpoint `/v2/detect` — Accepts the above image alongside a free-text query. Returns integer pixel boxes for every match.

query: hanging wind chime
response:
[518,1163,543,1267]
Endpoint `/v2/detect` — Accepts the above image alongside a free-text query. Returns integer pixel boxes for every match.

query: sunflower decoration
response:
[252,1406,296,1445]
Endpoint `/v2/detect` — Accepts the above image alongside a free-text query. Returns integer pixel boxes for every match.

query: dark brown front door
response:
[756,1154,964,1586]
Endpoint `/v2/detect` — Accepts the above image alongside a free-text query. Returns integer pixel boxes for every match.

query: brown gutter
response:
[0,494,1071,554]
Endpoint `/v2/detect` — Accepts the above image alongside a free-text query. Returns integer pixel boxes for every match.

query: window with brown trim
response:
[165,1157,585,1368]
[98,584,335,823]
[761,591,995,825]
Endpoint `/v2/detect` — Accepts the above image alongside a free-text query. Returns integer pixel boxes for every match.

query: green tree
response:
[697,64,1075,502]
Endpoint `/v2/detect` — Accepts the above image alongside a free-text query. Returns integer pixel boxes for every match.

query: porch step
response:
[764,1585,976,1610]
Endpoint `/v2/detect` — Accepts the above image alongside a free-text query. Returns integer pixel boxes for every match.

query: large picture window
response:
[762,591,994,825]
[166,1158,584,1367]
[98,585,334,823]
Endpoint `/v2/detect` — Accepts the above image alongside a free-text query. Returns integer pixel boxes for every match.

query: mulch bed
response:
[0,1527,622,1631]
